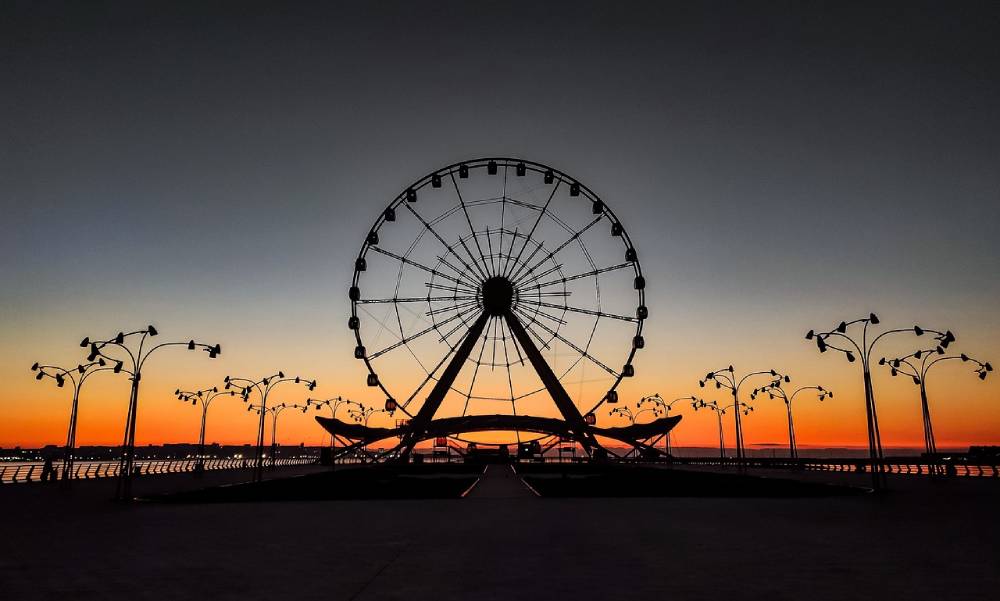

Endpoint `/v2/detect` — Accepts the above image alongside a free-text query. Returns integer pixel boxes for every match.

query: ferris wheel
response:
[348,158,647,453]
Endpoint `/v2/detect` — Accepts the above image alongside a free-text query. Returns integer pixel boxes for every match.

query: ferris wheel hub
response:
[481,276,515,316]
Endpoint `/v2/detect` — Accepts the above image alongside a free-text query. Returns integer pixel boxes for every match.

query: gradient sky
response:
[2,1,998,450]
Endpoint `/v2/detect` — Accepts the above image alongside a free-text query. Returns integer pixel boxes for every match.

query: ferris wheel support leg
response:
[503,310,602,457]
[396,311,492,460]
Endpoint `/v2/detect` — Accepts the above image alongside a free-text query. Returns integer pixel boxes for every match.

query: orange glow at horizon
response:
[3,326,997,451]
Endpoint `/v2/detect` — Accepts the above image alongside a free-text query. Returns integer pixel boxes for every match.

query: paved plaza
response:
[1,466,997,601]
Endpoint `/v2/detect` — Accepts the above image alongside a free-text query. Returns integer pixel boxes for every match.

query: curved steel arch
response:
[317,413,680,451]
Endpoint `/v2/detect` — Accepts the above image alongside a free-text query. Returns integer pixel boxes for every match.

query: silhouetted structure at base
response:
[317,413,680,461]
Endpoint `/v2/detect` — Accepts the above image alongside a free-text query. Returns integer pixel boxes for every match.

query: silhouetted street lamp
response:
[226,372,316,482]
[609,405,636,424]
[30,359,115,483]
[81,325,221,500]
[692,399,725,459]
[879,348,991,458]
[175,386,239,472]
[806,313,952,489]
[348,405,391,452]
[306,396,365,444]
[751,380,832,460]
[247,402,309,467]
[637,394,698,455]
[699,366,789,463]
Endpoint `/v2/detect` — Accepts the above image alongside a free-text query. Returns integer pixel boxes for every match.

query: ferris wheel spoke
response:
[504,181,561,279]
[449,172,492,281]
[503,318,526,366]
[512,307,553,350]
[426,281,478,295]
[501,324,516,401]
[519,313,620,378]
[433,254,481,289]
[517,298,637,323]
[437,307,484,344]
[516,304,567,327]
[498,166,508,277]
[357,295,477,305]
[368,309,471,360]
[426,299,480,317]
[510,216,603,286]
[525,262,633,290]
[462,327,491,416]
[368,246,467,287]
[515,262,564,289]
[501,227,519,276]
[402,202,486,290]
[458,236,491,281]
[484,227,496,277]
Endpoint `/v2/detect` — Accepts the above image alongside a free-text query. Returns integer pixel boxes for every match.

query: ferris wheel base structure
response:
[316,413,681,461]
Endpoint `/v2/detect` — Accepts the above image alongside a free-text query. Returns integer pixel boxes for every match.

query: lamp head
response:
[914,325,924,336]
[805,330,814,340]
[79,337,90,348]
[187,340,195,350]
[869,313,880,325]
[837,321,847,333]
[30,362,39,371]
[147,325,158,336]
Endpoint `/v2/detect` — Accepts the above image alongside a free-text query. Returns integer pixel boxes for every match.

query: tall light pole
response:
[226,372,316,482]
[247,402,309,467]
[637,394,698,456]
[348,405,391,453]
[692,399,726,459]
[609,405,636,424]
[175,386,239,472]
[879,348,990,458]
[307,396,366,460]
[699,366,789,463]
[806,313,953,489]
[751,380,832,460]
[82,325,221,500]
[30,359,116,483]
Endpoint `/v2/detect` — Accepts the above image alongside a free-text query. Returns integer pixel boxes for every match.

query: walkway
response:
[463,464,536,498]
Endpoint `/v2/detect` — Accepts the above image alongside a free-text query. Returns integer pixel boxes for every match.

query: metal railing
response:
[661,456,1000,477]
[0,457,318,484]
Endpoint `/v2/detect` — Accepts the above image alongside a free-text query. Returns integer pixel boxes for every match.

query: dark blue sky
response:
[2,2,998,435]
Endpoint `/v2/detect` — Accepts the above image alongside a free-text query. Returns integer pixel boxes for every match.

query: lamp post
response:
[175,386,239,472]
[806,313,953,489]
[692,399,726,459]
[878,349,990,458]
[699,366,789,464]
[30,359,115,483]
[609,405,636,424]
[307,396,366,465]
[225,372,316,482]
[81,325,221,500]
[247,402,309,467]
[751,380,832,460]
[348,405,391,452]
[637,394,698,456]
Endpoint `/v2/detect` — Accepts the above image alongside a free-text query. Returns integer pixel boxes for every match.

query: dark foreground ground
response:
[1,464,997,601]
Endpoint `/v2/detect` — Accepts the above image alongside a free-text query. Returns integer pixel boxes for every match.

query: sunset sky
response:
[2,1,998,451]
